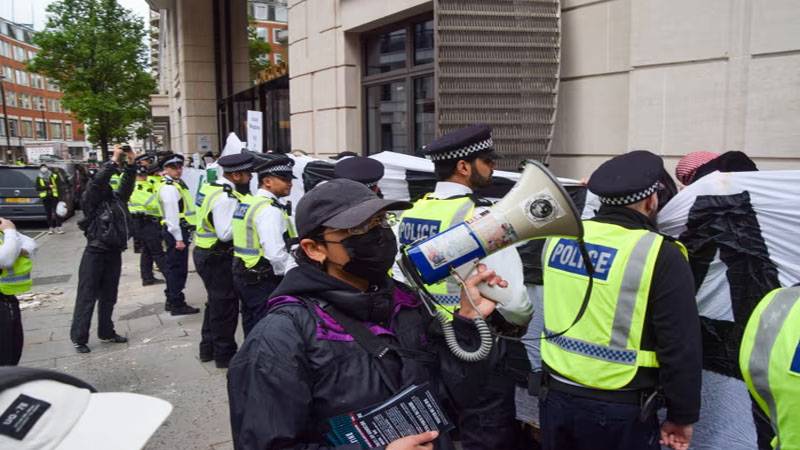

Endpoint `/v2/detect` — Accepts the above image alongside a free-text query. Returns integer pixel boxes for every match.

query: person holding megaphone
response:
[227,178,517,450]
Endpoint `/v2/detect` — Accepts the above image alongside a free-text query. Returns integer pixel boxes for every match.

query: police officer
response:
[157,153,200,316]
[194,153,253,368]
[129,154,166,286]
[232,155,297,336]
[35,163,64,234]
[539,151,701,450]
[0,217,36,365]
[334,156,385,197]
[396,123,532,450]
[739,285,800,450]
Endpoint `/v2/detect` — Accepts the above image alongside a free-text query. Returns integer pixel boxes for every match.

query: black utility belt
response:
[198,241,233,255]
[232,257,276,283]
[132,214,160,223]
[545,372,654,405]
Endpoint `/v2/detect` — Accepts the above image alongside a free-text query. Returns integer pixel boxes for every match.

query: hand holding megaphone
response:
[453,263,508,320]
[399,161,584,361]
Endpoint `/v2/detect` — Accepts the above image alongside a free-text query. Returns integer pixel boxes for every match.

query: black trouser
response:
[70,248,122,345]
[195,247,238,363]
[0,294,23,365]
[133,217,166,282]
[458,351,526,450]
[162,227,191,307]
[43,196,62,228]
[233,272,281,336]
[539,389,660,450]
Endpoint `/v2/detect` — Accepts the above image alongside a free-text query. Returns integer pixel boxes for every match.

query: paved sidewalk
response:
[19,219,236,450]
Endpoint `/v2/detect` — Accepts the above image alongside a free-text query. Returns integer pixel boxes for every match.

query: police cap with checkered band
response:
[423,123,501,163]
[588,150,664,206]
[255,154,296,179]
[217,152,254,173]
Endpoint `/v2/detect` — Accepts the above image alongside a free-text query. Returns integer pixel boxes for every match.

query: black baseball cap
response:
[296,179,411,239]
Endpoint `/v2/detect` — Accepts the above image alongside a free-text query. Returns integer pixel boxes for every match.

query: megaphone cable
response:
[399,250,495,362]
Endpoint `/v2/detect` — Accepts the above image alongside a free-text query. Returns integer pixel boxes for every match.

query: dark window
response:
[365,28,406,75]
[414,76,435,152]
[366,81,407,154]
[0,168,38,188]
[414,20,434,65]
[7,119,18,137]
[362,15,434,156]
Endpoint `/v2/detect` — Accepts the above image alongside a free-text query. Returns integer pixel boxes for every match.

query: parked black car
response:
[0,165,75,221]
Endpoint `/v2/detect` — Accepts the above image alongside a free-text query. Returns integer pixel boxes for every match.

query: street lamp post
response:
[0,75,11,162]
[39,99,47,140]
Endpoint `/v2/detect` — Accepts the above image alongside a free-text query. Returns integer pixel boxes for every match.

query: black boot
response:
[100,334,128,344]
[170,304,200,316]
[142,278,166,286]
[73,343,91,354]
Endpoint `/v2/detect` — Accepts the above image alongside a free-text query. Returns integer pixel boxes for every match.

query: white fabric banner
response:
[656,170,800,450]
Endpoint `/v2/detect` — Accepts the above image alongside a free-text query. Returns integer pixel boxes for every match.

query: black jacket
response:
[78,161,135,251]
[227,264,506,450]
[545,206,702,425]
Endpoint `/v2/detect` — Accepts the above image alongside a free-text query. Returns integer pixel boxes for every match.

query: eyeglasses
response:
[321,212,398,238]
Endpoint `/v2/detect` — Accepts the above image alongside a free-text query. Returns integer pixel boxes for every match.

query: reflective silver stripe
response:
[143,193,157,207]
[198,189,225,236]
[449,200,473,227]
[542,238,551,268]
[244,199,272,251]
[609,232,659,348]
[748,287,800,444]
[0,273,31,283]
[234,246,260,256]
[545,327,638,365]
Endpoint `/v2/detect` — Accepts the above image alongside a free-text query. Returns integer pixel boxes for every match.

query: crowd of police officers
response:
[1,124,798,450]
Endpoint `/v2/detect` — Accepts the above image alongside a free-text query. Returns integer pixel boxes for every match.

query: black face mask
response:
[338,226,398,284]
[234,183,250,195]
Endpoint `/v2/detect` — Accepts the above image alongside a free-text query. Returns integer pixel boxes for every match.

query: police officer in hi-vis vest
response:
[0,217,36,365]
[739,285,800,450]
[129,154,166,286]
[194,153,254,368]
[232,155,298,336]
[157,153,200,316]
[539,151,701,450]
[396,124,532,450]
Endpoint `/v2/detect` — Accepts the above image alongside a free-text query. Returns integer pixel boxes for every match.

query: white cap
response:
[0,378,172,450]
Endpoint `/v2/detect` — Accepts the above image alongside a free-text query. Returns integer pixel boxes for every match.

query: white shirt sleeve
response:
[18,233,37,257]
[211,193,237,242]
[255,206,298,276]
[159,184,183,241]
[0,230,22,269]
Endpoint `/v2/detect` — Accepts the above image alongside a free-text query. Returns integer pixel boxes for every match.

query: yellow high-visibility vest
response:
[0,231,32,295]
[541,221,687,390]
[397,194,475,312]
[740,286,800,450]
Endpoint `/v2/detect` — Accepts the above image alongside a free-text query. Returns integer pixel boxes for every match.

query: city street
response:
[17,218,235,450]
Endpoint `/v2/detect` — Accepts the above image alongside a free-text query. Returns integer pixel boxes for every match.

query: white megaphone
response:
[398,161,584,361]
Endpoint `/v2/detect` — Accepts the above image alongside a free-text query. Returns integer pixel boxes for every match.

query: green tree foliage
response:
[27,0,155,160]
[248,18,272,81]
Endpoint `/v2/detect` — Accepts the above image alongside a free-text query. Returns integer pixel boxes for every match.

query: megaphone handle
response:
[452,261,513,307]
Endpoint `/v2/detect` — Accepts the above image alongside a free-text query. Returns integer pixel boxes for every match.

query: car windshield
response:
[0,168,39,188]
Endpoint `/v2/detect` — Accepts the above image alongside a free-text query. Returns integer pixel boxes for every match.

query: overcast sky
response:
[0,0,152,30]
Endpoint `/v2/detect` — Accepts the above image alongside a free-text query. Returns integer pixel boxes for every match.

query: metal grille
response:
[435,0,561,170]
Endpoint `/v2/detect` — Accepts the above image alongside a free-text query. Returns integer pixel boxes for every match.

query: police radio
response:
[398,161,586,361]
